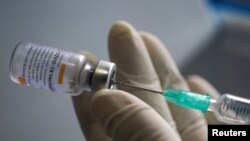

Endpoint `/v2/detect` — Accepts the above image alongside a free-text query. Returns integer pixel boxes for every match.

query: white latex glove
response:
[72,21,222,141]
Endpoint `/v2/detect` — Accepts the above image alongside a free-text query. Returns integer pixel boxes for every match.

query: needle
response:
[112,80,163,94]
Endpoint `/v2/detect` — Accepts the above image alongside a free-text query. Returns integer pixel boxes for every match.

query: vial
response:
[9,42,116,95]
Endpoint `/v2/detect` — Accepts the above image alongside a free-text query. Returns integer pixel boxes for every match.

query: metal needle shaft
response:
[112,80,163,94]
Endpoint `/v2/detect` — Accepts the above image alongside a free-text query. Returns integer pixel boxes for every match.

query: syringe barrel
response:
[212,94,250,124]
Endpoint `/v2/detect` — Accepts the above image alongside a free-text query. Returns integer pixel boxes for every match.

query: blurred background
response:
[0,0,249,141]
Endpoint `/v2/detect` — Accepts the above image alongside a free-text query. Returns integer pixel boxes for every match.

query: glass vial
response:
[9,42,116,95]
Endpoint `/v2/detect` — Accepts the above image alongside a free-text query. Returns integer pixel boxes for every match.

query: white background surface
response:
[0,0,214,141]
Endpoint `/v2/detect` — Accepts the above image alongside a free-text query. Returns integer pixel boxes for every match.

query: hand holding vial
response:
[9,21,250,141]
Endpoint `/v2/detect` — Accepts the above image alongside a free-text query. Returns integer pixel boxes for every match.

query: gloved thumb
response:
[90,89,181,141]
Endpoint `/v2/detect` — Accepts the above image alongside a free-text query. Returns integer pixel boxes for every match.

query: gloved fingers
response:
[187,75,223,124]
[91,89,182,141]
[108,21,175,125]
[72,52,111,141]
[139,31,188,90]
[140,32,207,141]
[186,75,220,99]
[72,93,111,141]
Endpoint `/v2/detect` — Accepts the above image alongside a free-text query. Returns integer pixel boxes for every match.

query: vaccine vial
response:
[9,42,116,95]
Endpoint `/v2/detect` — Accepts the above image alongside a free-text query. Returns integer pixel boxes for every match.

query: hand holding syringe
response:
[114,81,250,125]
[10,22,250,141]
[10,42,250,125]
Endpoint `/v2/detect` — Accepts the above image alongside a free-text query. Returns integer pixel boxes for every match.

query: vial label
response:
[11,43,66,92]
[10,42,115,95]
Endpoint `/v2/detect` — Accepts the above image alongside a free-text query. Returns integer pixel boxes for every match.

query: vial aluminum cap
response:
[91,61,116,92]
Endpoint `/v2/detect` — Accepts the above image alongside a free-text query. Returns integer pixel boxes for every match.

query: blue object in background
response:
[208,0,250,15]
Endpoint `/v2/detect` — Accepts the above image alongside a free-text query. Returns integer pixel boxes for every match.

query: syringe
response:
[9,42,250,124]
[113,81,250,125]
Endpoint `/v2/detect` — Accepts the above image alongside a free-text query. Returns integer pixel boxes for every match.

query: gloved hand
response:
[72,21,222,141]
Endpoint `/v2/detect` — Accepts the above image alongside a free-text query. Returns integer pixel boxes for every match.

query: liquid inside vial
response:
[10,42,92,95]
